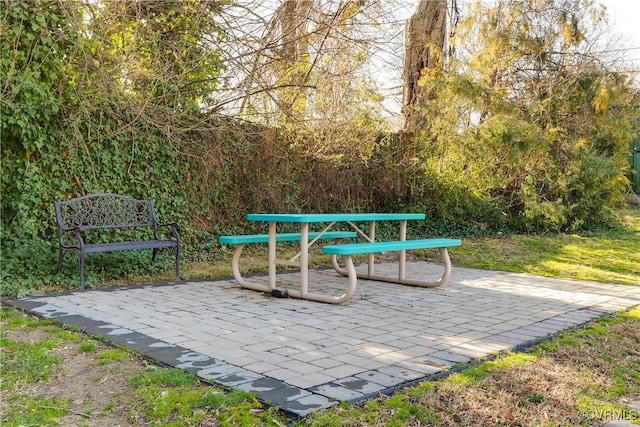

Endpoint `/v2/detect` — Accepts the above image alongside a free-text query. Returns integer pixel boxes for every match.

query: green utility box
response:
[629,130,640,193]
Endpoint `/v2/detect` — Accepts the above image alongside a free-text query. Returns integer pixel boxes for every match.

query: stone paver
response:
[8,262,640,417]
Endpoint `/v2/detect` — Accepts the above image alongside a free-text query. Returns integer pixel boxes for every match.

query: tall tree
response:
[408,0,638,230]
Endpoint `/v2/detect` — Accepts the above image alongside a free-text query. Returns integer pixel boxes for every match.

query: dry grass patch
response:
[303,307,640,426]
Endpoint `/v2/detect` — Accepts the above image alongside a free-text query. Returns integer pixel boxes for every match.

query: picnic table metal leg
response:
[300,223,309,296]
[288,253,357,304]
[330,246,453,288]
[268,222,277,290]
[367,247,452,287]
[400,247,452,287]
[399,220,407,282]
[230,244,271,292]
[275,222,356,304]
[330,254,344,275]
[368,221,375,277]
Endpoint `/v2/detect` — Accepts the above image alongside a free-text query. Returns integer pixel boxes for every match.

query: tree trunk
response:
[402,0,447,134]
[276,0,312,121]
[398,0,447,197]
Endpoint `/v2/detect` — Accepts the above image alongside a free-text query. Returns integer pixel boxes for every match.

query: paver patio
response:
[8,262,640,417]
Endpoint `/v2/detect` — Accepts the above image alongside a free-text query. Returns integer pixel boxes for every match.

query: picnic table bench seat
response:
[322,238,462,294]
[321,238,461,255]
[55,193,181,290]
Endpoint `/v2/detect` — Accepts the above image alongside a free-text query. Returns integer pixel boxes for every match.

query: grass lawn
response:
[1,208,638,426]
[451,209,639,285]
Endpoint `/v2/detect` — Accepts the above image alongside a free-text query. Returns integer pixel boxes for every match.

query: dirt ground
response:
[4,326,142,426]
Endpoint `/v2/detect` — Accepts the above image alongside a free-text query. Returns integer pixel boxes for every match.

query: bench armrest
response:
[154,222,181,240]
[56,226,83,248]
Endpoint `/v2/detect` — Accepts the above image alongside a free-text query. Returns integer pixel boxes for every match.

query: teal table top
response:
[246,213,425,223]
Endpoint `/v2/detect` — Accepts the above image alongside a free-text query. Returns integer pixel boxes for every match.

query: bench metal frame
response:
[54,193,181,290]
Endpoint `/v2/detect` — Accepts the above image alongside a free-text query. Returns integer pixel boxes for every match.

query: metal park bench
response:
[54,193,181,290]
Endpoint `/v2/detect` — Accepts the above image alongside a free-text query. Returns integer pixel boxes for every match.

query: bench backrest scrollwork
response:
[54,193,158,232]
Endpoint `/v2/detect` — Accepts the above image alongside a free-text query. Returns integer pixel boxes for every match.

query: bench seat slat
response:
[322,238,461,256]
[83,240,178,253]
[219,231,357,245]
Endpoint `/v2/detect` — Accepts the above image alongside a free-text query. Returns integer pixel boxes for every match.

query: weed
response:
[559,336,581,346]
[484,352,538,371]
[528,393,545,404]
[2,396,70,427]
[130,365,198,387]
[453,366,487,384]
[97,349,127,364]
[1,338,62,386]
[79,342,98,353]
